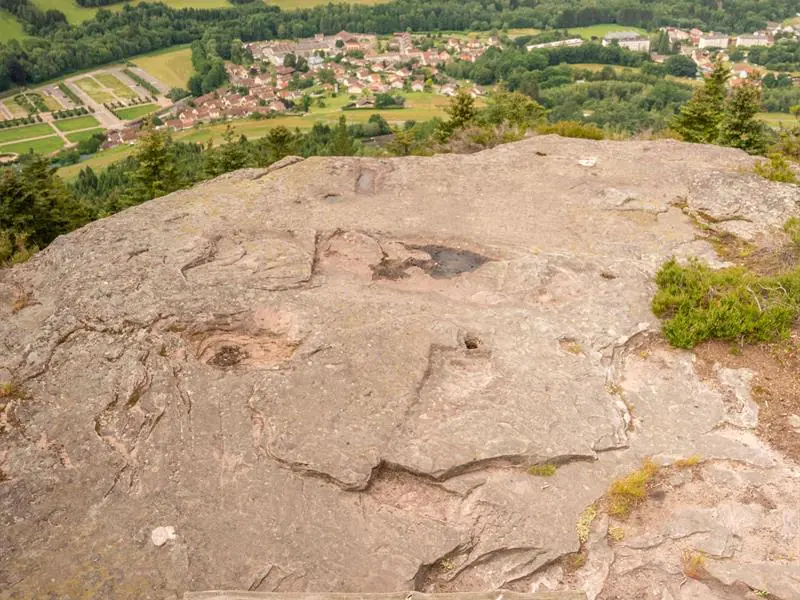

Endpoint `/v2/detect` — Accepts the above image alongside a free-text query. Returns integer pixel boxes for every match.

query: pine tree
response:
[329,115,356,156]
[445,88,477,130]
[718,80,767,155]
[218,125,248,172]
[672,59,729,143]
[265,126,295,162]
[130,126,178,202]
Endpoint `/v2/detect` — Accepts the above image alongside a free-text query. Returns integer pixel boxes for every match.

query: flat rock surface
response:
[1,136,798,599]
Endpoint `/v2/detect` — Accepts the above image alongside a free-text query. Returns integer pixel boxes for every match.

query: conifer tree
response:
[718,80,767,155]
[672,58,729,143]
[329,115,356,156]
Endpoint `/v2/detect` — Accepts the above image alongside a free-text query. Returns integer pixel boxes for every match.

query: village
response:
[146,21,800,143]
[145,30,496,138]
[4,21,800,155]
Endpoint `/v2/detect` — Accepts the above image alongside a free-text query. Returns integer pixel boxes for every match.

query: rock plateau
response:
[1,136,799,599]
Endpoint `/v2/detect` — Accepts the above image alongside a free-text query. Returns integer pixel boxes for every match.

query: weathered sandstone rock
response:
[1,137,798,599]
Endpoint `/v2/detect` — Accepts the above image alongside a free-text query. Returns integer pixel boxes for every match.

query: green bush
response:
[754,153,798,184]
[652,257,800,348]
[538,120,604,140]
[785,217,800,247]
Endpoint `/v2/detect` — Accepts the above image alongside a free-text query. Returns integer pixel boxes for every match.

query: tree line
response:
[2,0,799,92]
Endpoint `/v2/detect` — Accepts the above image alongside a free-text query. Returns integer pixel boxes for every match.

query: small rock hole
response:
[209,345,248,367]
[464,334,481,350]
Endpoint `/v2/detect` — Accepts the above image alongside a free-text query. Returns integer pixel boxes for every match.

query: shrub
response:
[608,458,658,517]
[652,257,800,348]
[784,217,800,247]
[538,120,604,140]
[754,153,798,184]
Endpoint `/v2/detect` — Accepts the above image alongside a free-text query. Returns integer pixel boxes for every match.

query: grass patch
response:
[74,77,114,104]
[0,10,30,41]
[758,112,798,129]
[30,0,99,23]
[95,73,138,99]
[652,257,800,349]
[608,526,625,542]
[567,23,648,40]
[681,550,707,579]
[42,94,63,111]
[0,136,64,155]
[785,217,800,248]
[29,0,232,25]
[0,122,54,143]
[570,63,641,74]
[538,120,604,140]
[3,97,29,117]
[132,47,194,89]
[674,455,701,468]
[66,128,104,143]
[608,458,658,518]
[263,0,390,8]
[58,142,134,179]
[54,115,100,132]
[528,463,557,476]
[114,104,158,120]
[576,504,597,544]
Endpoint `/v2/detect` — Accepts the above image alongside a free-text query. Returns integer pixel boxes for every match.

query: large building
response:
[698,34,730,49]
[526,38,584,51]
[735,32,772,47]
[602,32,651,53]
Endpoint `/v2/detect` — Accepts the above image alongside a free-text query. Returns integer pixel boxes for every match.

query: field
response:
[264,0,390,8]
[0,123,55,143]
[3,98,28,118]
[0,10,29,41]
[571,63,641,73]
[0,136,65,155]
[60,91,452,177]
[42,94,64,111]
[115,104,158,120]
[59,143,135,179]
[75,77,115,104]
[30,0,232,25]
[132,47,194,90]
[95,73,138,99]
[66,128,104,143]
[29,0,98,24]
[506,28,542,38]
[758,112,798,128]
[567,24,648,40]
[55,115,100,132]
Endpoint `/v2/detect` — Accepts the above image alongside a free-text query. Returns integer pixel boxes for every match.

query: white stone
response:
[151,526,176,547]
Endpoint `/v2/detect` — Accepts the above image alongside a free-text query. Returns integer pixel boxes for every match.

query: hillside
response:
[1,136,799,599]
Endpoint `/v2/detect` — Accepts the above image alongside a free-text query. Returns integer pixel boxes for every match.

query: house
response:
[731,63,761,79]
[698,34,729,49]
[439,83,456,96]
[663,27,690,44]
[602,32,651,53]
[411,80,425,92]
[736,32,772,47]
[347,79,364,94]
[690,28,704,45]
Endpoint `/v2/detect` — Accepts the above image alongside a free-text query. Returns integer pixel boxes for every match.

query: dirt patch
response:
[371,244,491,280]
[694,334,800,462]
